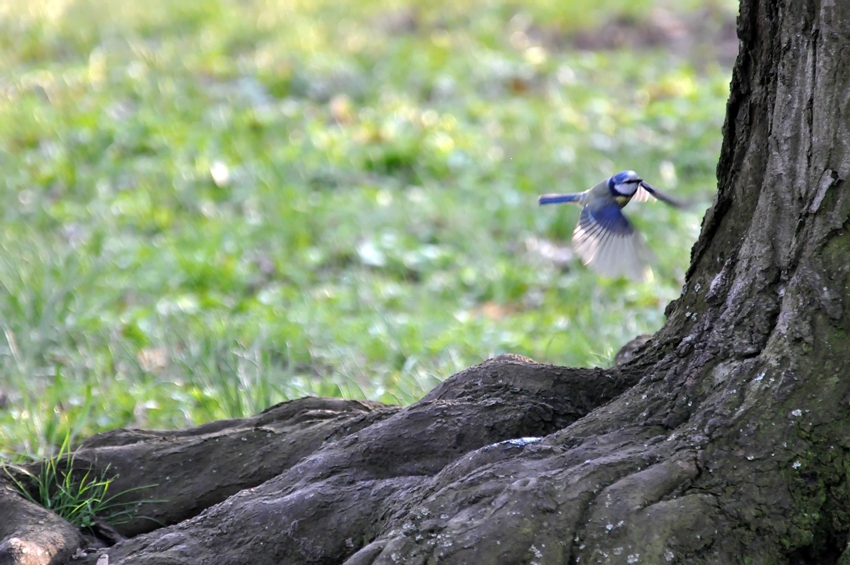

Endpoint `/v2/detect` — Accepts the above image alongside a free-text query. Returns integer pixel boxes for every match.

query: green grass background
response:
[0,0,735,458]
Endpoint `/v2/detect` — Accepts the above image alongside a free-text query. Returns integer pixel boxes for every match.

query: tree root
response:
[46,355,645,564]
[0,486,84,565]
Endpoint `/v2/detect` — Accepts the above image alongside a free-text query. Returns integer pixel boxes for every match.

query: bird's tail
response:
[538,193,582,205]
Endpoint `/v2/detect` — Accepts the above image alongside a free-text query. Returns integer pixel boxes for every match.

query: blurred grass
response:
[0,0,736,458]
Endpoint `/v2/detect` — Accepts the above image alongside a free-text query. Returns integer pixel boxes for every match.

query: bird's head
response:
[607,170,643,197]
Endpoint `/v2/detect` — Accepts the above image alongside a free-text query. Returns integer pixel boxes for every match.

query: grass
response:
[0,0,736,459]
[2,433,157,529]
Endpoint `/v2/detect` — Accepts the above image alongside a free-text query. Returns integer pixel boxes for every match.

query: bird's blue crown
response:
[608,170,642,196]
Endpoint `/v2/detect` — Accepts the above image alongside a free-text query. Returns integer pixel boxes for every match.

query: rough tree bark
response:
[2,0,849,563]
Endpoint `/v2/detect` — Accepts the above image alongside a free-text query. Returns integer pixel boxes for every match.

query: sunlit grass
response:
[0,0,735,458]
[2,432,161,529]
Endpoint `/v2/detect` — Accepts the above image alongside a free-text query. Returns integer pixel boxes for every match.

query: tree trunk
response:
[3,0,850,563]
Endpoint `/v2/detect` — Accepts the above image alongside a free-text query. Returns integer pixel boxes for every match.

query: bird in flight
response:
[538,170,685,281]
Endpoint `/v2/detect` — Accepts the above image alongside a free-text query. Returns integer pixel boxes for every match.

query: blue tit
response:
[538,170,684,281]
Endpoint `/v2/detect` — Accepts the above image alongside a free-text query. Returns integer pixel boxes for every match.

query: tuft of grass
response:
[2,434,159,530]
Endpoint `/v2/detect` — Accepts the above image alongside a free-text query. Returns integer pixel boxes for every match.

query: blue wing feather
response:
[539,193,582,205]
[581,202,634,237]
[572,203,654,281]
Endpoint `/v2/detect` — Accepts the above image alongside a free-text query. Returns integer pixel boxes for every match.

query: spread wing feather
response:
[572,204,656,281]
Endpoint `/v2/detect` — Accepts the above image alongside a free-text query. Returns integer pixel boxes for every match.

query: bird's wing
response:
[539,192,583,205]
[638,181,685,208]
[573,203,656,282]
[632,185,656,203]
